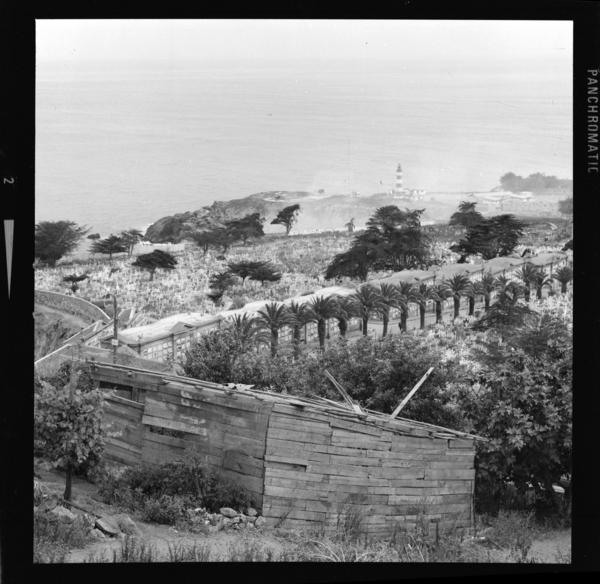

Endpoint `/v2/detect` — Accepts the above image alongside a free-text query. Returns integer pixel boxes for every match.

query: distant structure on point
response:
[392,162,426,201]
[395,163,404,194]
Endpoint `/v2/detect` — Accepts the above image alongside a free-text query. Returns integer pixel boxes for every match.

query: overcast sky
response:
[36,19,572,63]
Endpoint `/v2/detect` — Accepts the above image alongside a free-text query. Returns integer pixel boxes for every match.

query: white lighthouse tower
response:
[394,163,407,196]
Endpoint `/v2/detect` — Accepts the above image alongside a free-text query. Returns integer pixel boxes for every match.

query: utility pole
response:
[112,294,118,364]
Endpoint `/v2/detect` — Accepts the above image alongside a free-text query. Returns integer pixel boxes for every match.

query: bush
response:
[97,456,255,521]
[34,368,107,500]
[142,494,189,525]
[449,321,571,517]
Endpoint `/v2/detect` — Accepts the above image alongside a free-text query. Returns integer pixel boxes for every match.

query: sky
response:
[36,19,572,64]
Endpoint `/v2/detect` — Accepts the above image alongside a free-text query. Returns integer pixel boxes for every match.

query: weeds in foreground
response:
[82,510,568,564]
[167,541,212,562]
[224,536,279,562]
[33,510,94,563]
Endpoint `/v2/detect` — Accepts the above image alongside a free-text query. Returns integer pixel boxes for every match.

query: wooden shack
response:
[88,361,480,538]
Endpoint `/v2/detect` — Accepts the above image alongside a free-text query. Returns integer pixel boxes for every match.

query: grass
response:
[81,509,568,563]
[33,509,95,563]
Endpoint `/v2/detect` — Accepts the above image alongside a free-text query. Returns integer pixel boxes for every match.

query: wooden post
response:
[324,370,364,414]
[389,367,434,420]
[63,365,80,501]
[112,294,118,364]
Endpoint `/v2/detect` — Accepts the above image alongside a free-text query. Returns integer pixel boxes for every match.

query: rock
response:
[222,517,232,527]
[230,516,240,525]
[246,507,258,517]
[50,506,76,523]
[92,529,106,539]
[254,516,266,529]
[115,514,141,536]
[239,514,247,523]
[246,515,256,523]
[219,507,238,518]
[95,516,121,537]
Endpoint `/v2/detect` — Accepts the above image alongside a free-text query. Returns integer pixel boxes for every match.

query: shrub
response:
[34,368,107,500]
[142,494,189,525]
[450,330,571,517]
[97,456,255,519]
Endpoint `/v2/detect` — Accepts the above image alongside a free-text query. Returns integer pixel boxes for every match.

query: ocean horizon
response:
[35,57,572,236]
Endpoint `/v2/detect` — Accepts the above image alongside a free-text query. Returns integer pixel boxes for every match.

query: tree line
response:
[190,262,573,359]
[34,204,303,267]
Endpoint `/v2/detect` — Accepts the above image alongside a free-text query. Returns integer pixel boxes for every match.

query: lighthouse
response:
[394,163,405,195]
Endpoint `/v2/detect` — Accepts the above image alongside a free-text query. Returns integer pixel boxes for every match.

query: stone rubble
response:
[35,478,268,537]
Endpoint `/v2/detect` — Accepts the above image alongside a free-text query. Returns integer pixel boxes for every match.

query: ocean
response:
[35,57,572,236]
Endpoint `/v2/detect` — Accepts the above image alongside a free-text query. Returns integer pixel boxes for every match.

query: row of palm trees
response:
[222,263,573,357]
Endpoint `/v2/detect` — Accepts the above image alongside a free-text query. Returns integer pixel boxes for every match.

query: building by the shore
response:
[392,162,426,201]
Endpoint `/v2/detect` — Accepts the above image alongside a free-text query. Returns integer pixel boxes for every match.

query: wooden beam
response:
[323,370,364,415]
[389,367,434,420]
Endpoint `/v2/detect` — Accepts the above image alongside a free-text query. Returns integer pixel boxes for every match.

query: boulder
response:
[222,518,232,527]
[95,516,121,537]
[246,507,258,517]
[230,516,240,525]
[50,505,76,523]
[246,515,256,523]
[92,529,106,539]
[115,514,141,536]
[254,516,266,529]
[219,507,238,518]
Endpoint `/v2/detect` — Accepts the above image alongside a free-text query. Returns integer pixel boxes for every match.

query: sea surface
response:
[36,57,572,236]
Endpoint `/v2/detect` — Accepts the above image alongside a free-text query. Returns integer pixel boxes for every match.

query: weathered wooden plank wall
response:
[92,363,477,539]
[92,366,273,508]
[261,402,475,538]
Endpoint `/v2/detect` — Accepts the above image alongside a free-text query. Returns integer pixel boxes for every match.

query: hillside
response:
[144,184,571,243]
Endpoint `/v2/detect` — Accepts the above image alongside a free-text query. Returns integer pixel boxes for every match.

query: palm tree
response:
[396,282,414,332]
[411,283,430,330]
[515,263,539,302]
[532,269,554,300]
[309,295,339,349]
[465,283,477,316]
[287,301,316,359]
[351,284,385,337]
[553,265,573,294]
[376,283,403,337]
[333,296,358,339]
[427,283,451,324]
[443,274,472,320]
[474,272,496,312]
[227,313,269,354]
[493,275,522,306]
[257,302,294,357]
